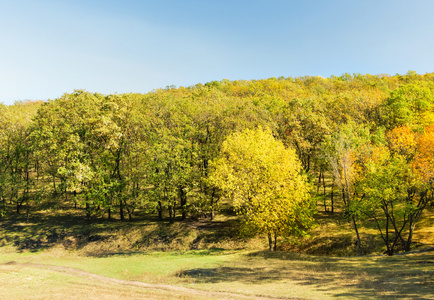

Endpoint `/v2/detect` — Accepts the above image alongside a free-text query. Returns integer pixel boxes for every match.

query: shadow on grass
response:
[0,202,152,252]
[178,250,434,299]
[89,248,228,259]
[0,200,247,255]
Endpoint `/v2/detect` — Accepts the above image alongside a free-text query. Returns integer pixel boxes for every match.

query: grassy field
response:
[0,198,433,299]
[0,246,433,299]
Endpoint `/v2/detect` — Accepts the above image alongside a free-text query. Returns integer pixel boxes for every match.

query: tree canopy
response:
[1,72,433,254]
[209,127,314,250]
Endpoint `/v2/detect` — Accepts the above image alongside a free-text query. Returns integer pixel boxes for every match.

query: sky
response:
[1,0,434,105]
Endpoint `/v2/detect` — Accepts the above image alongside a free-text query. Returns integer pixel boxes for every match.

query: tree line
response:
[1,71,433,254]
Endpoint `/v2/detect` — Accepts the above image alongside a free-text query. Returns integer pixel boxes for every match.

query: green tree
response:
[383,82,434,129]
[322,122,371,254]
[358,144,431,255]
[209,127,314,251]
[0,101,41,219]
[31,91,130,221]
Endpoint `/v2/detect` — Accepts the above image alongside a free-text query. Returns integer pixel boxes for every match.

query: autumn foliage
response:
[1,71,433,254]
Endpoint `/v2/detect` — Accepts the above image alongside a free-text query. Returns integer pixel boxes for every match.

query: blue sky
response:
[1,0,434,104]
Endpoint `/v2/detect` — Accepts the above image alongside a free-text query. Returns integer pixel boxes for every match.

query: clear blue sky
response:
[1,0,434,104]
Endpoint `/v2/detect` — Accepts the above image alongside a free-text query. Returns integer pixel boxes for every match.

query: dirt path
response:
[2,261,297,300]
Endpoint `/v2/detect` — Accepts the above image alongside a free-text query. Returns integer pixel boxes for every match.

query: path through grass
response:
[1,247,433,299]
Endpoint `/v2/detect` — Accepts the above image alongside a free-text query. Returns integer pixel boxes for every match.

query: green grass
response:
[1,247,433,299]
[1,197,433,299]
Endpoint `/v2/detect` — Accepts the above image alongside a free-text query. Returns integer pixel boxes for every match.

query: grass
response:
[1,193,432,256]
[0,247,433,299]
[0,198,266,254]
[0,197,433,299]
[0,261,210,300]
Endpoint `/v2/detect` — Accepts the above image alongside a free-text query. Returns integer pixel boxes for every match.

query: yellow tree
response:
[209,127,314,251]
[412,124,434,182]
[387,125,417,159]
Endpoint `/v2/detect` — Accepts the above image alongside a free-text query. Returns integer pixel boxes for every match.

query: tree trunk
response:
[322,172,327,212]
[158,201,163,221]
[273,232,277,251]
[168,204,175,223]
[125,200,132,221]
[179,187,187,221]
[16,197,22,214]
[268,233,273,251]
[86,201,91,223]
[119,194,125,221]
[52,174,56,194]
[330,179,334,213]
[210,188,216,221]
[352,216,362,255]
[405,222,415,252]
[342,188,347,207]
[26,199,30,223]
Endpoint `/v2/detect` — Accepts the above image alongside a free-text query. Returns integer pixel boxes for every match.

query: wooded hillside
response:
[1,71,433,255]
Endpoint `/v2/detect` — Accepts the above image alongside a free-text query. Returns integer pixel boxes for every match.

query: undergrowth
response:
[0,197,433,257]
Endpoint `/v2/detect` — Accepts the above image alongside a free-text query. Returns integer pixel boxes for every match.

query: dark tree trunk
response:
[322,172,327,212]
[168,204,175,223]
[210,188,216,221]
[86,202,91,223]
[268,233,273,251]
[273,232,277,251]
[330,179,334,213]
[158,201,163,221]
[26,199,30,223]
[16,197,23,214]
[125,200,132,221]
[119,196,125,222]
[179,187,187,221]
[352,216,362,255]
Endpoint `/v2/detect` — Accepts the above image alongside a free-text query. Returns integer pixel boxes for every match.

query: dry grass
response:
[0,195,433,299]
[0,248,433,299]
[0,263,212,300]
[1,192,432,257]
[282,206,434,257]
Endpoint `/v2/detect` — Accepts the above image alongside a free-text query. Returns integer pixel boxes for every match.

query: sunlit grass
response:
[1,248,432,299]
[1,195,433,299]
[0,262,209,300]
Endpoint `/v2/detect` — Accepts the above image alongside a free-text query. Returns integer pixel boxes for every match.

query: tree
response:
[412,124,434,183]
[357,147,414,255]
[0,101,41,219]
[383,82,434,130]
[322,122,371,254]
[351,124,433,255]
[31,91,130,221]
[280,96,330,173]
[209,127,314,251]
[358,142,432,255]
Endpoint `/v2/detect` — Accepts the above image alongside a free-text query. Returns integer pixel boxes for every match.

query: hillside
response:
[1,72,434,256]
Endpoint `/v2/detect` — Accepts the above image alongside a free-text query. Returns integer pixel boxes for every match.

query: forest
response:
[1,71,433,256]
